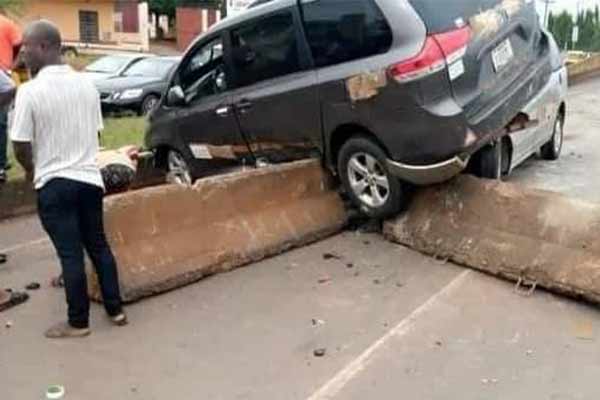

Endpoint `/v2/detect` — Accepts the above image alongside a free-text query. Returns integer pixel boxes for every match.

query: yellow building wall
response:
[17,0,116,43]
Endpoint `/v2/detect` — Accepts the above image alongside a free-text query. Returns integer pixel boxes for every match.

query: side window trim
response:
[171,32,233,106]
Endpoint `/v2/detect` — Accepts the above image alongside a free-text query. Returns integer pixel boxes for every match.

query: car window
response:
[86,56,133,73]
[179,38,227,103]
[231,11,301,88]
[300,0,392,68]
[408,0,502,33]
[124,58,177,78]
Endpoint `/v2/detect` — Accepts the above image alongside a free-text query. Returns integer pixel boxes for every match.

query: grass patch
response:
[7,117,146,182]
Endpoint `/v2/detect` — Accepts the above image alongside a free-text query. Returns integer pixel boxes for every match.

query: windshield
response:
[85,56,133,74]
[123,58,178,78]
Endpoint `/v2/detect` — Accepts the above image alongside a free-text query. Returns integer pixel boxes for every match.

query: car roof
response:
[205,0,295,36]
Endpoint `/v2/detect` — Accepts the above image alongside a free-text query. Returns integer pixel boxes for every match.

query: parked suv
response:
[146,0,553,218]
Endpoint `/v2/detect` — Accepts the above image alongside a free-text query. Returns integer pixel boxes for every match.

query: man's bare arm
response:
[13,141,34,180]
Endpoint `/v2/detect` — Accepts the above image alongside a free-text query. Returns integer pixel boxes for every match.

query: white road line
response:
[306,269,472,400]
[0,237,50,254]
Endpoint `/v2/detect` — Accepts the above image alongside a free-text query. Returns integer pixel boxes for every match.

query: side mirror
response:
[167,85,186,107]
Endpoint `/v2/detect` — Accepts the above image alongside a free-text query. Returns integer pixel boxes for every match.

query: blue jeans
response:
[0,108,6,170]
[37,178,123,328]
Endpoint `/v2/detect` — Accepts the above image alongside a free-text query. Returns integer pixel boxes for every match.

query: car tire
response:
[140,94,160,116]
[167,150,193,186]
[474,141,503,180]
[541,113,564,161]
[338,136,407,219]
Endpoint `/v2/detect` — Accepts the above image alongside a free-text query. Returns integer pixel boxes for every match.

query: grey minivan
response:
[146,0,554,218]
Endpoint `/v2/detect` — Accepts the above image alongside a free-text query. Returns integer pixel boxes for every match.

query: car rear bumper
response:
[387,154,470,185]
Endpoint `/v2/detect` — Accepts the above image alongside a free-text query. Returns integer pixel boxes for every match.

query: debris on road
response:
[526,349,534,356]
[50,275,64,289]
[25,282,41,291]
[574,320,595,341]
[313,348,327,357]
[346,263,354,269]
[311,319,326,327]
[318,276,332,284]
[322,252,342,261]
[396,283,404,288]
[5,320,12,328]
[0,254,6,264]
[435,340,443,347]
[0,290,29,312]
[373,279,382,285]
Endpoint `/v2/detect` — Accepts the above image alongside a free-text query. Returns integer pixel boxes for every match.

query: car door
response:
[171,35,253,169]
[228,8,322,164]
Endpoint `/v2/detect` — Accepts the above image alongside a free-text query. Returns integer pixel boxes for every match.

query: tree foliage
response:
[548,7,600,52]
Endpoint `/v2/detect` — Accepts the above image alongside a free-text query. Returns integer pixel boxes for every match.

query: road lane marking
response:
[0,238,50,254]
[306,269,472,400]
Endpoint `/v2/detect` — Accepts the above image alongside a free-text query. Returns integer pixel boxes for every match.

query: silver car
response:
[502,31,567,177]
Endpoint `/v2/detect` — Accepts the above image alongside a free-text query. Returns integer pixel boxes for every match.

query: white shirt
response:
[10,65,105,190]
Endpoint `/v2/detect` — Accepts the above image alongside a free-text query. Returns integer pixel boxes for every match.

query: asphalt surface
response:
[2,78,600,399]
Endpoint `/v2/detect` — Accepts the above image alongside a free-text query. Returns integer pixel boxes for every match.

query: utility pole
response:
[542,0,556,28]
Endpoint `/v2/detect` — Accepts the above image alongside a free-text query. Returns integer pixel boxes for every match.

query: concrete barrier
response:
[88,159,348,303]
[384,176,600,305]
[568,53,600,85]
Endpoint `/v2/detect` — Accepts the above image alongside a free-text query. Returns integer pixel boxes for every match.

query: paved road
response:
[2,79,600,399]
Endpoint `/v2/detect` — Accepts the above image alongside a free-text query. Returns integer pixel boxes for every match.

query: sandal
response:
[109,312,128,327]
[0,290,30,312]
[45,322,91,339]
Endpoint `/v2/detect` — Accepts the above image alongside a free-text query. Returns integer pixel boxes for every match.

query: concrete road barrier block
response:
[384,175,600,305]
[88,160,347,303]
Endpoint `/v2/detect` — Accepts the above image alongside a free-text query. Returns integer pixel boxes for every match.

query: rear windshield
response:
[409,0,503,33]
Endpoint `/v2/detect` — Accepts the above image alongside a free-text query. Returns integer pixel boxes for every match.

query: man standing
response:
[11,21,127,339]
[0,12,21,183]
[0,65,16,267]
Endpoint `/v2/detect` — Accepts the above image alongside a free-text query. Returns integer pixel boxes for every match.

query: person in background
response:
[0,12,22,183]
[11,20,127,339]
[0,61,16,266]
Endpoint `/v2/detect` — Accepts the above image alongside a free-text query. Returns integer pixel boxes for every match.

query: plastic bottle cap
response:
[46,385,65,399]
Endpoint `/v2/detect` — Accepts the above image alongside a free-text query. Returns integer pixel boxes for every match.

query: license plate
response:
[492,39,514,72]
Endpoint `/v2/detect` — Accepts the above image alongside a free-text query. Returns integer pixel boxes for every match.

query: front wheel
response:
[338,136,407,219]
[541,113,564,161]
[167,150,193,186]
[140,94,160,116]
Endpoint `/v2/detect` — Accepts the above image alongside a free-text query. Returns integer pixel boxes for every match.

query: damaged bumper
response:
[387,154,470,185]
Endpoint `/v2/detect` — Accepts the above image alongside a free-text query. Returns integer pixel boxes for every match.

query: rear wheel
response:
[474,141,503,180]
[541,113,564,161]
[338,136,407,219]
[167,150,193,186]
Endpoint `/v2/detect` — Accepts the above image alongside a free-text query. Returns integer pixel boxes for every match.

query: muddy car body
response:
[146,0,553,217]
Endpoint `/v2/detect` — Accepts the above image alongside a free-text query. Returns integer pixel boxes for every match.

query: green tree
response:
[0,0,23,14]
[548,11,555,33]
[550,11,574,50]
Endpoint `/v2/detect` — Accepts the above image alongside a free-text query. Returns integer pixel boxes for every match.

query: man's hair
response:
[26,20,62,50]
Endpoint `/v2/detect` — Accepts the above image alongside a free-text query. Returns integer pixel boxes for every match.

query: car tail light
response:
[389,26,471,83]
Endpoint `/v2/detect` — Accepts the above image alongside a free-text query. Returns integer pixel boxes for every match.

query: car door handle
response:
[236,100,253,113]
[215,106,231,117]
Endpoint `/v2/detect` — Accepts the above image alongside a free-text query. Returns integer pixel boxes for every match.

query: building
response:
[14,0,150,52]
[176,1,223,51]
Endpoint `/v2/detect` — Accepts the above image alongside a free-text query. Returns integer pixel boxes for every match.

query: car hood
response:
[81,71,115,82]
[96,76,163,92]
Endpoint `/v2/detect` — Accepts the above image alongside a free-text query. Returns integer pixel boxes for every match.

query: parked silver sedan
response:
[504,31,567,176]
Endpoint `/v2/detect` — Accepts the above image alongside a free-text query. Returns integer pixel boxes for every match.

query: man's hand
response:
[13,141,34,183]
